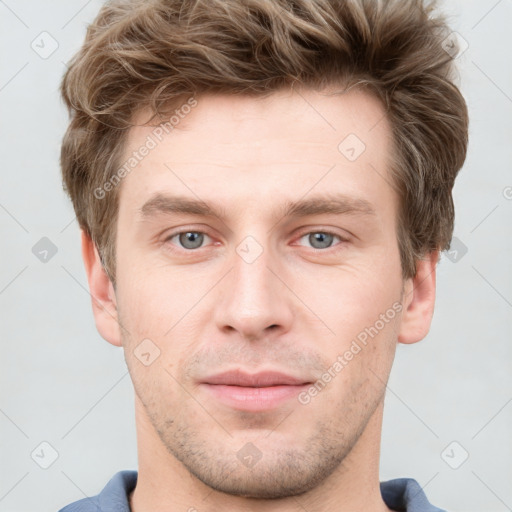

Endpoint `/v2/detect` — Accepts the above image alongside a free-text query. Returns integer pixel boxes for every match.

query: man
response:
[58,0,468,510]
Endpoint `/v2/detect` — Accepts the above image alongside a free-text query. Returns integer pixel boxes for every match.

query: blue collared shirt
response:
[58,470,446,512]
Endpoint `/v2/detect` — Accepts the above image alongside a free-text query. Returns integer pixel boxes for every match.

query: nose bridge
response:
[234,235,276,311]
[214,232,293,339]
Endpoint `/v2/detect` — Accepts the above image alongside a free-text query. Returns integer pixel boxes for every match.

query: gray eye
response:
[178,232,205,249]
[306,232,336,249]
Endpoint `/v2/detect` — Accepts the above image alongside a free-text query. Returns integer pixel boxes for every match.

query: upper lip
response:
[202,370,311,387]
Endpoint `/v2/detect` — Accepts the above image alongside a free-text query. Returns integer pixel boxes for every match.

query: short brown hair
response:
[60,0,469,283]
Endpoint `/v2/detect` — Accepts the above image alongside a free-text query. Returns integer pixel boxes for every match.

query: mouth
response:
[200,370,312,412]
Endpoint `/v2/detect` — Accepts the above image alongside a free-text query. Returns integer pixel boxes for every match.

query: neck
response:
[129,396,392,512]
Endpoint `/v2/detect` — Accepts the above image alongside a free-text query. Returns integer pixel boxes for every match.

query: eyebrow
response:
[138,193,376,222]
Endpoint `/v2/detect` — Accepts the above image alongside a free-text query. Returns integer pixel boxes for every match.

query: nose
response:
[213,237,294,342]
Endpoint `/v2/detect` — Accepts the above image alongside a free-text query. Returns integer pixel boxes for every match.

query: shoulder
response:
[380,478,447,512]
[58,470,138,512]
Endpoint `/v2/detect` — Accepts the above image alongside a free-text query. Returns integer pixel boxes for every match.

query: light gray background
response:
[1,1,511,511]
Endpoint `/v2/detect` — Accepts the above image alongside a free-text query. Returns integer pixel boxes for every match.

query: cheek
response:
[118,296,184,414]
[303,314,398,424]
[116,259,181,329]
[303,266,402,393]
[115,264,197,375]
[303,262,402,339]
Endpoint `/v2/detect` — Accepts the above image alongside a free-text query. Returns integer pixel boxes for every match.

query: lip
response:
[200,370,312,412]
[201,370,311,387]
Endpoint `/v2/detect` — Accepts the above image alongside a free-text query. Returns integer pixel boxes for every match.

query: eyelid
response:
[294,226,350,240]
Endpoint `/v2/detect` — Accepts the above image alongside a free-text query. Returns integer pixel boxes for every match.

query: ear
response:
[81,230,122,347]
[397,251,439,345]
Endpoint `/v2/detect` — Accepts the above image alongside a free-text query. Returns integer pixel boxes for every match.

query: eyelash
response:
[163,228,348,252]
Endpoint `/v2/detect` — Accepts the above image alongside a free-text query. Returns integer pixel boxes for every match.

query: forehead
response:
[127,86,391,157]
[118,87,396,222]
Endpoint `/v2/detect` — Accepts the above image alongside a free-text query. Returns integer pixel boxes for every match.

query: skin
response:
[82,86,438,512]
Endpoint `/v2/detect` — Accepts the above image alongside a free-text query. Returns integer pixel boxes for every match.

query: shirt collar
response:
[87,471,445,512]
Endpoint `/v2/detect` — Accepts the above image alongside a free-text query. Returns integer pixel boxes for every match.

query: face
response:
[95,87,422,499]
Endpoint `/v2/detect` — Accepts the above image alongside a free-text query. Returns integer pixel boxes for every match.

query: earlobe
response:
[397,251,439,345]
[81,230,122,347]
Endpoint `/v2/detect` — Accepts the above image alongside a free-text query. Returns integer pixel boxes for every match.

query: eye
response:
[163,229,347,253]
[166,230,212,250]
[297,231,346,250]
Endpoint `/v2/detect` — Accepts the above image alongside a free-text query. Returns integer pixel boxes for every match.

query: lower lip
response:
[200,383,310,411]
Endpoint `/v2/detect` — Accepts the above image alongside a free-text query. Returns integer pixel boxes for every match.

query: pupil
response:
[311,232,332,249]
[180,232,202,249]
